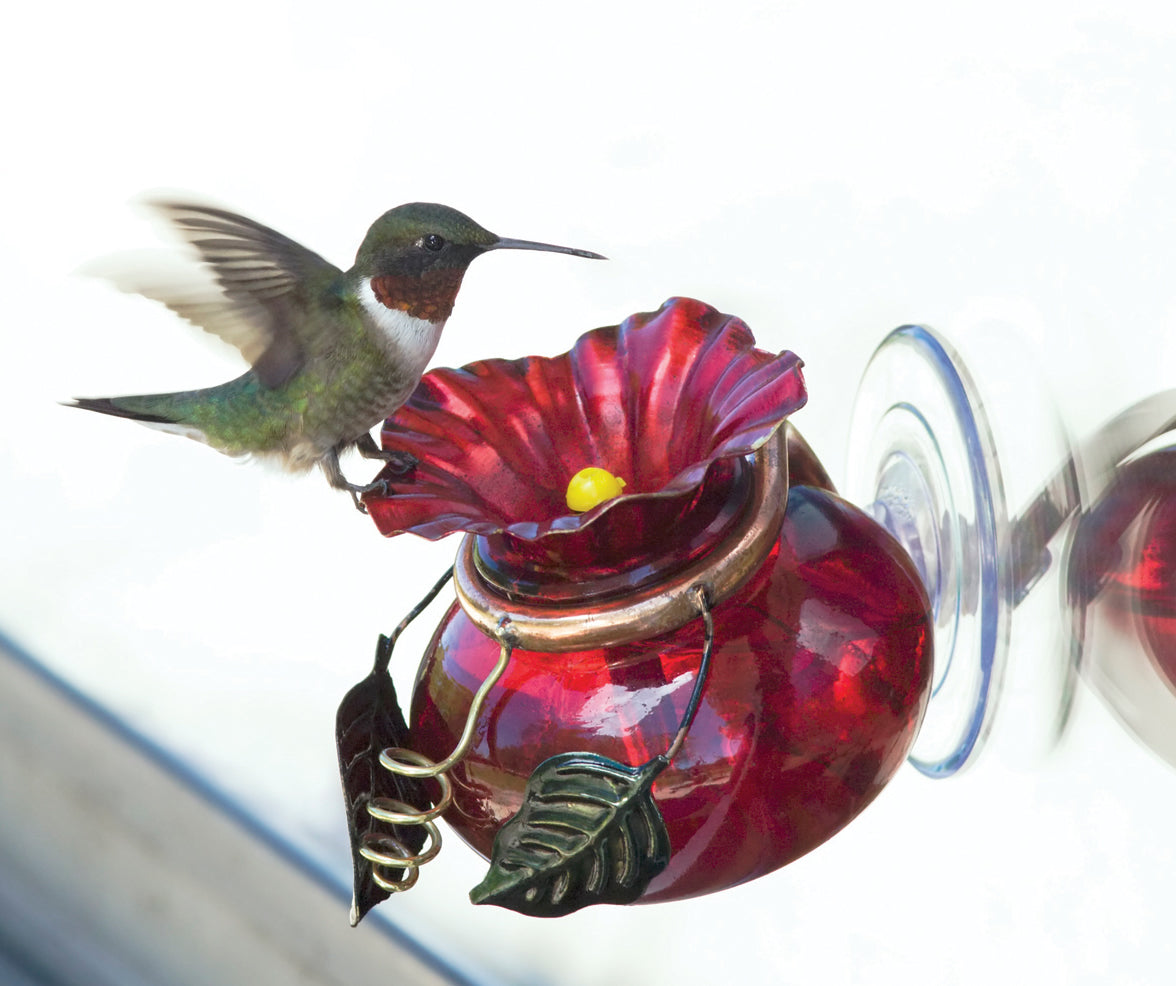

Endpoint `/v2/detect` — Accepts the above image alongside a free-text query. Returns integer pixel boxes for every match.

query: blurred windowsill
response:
[0,633,476,986]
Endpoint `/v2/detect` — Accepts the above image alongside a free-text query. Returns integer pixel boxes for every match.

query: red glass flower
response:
[365,296,807,542]
[361,298,932,912]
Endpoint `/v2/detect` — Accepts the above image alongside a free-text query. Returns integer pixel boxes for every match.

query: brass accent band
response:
[453,426,790,652]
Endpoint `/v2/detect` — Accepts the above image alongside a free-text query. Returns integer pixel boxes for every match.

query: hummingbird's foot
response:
[355,433,419,475]
[322,446,393,513]
[383,450,418,475]
[347,479,390,514]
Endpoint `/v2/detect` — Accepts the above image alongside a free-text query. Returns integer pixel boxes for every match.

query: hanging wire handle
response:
[381,617,518,780]
[663,583,716,763]
[360,609,518,894]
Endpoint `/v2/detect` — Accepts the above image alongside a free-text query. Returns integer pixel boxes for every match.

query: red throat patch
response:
[370,268,466,322]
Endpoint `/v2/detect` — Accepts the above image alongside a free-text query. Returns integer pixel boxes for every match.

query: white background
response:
[3,2,1176,983]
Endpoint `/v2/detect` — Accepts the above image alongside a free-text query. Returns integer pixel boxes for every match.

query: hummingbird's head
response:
[355,202,604,276]
[355,203,499,279]
[354,202,604,322]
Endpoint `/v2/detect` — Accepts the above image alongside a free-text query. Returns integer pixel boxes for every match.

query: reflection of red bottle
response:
[410,471,932,904]
[1073,448,1176,687]
[1136,501,1176,682]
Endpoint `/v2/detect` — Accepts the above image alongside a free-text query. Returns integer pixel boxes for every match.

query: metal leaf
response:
[469,752,671,917]
[335,634,429,926]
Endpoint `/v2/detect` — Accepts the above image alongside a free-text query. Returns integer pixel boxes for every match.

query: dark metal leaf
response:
[336,634,430,926]
[469,752,671,917]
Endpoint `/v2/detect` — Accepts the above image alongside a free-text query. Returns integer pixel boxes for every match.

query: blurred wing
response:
[145,198,344,387]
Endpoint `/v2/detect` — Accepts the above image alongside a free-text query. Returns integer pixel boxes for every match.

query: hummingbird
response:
[67,199,605,510]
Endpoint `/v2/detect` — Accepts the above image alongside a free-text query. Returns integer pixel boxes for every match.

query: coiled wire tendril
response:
[359,580,518,895]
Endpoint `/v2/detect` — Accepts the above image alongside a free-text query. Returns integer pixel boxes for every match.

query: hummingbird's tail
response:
[64,393,213,444]
[66,396,179,425]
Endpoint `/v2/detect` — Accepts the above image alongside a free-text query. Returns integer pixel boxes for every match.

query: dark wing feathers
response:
[140,199,344,388]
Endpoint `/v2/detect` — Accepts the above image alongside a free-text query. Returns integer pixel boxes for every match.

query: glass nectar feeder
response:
[337,298,933,921]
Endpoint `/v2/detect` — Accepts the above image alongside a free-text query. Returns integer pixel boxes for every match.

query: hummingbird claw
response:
[354,434,418,475]
[383,450,418,476]
[323,445,392,513]
[351,478,389,513]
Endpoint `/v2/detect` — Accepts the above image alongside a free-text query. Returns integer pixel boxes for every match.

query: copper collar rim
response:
[452,426,790,652]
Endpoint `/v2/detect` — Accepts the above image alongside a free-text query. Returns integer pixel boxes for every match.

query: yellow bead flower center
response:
[566,467,627,512]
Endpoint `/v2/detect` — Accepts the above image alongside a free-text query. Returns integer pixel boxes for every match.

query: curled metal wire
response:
[359,616,519,894]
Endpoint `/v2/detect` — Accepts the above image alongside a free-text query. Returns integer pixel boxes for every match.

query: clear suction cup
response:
[847,323,1083,777]
[847,326,1007,776]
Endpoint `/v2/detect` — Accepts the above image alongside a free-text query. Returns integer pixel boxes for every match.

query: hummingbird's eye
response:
[420,234,446,252]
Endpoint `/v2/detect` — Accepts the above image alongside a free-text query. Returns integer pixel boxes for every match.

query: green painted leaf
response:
[469,752,671,917]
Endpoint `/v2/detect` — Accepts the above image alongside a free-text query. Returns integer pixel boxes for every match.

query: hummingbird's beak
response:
[489,237,606,261]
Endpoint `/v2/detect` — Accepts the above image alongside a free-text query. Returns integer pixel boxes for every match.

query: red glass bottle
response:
[362,298,934,906]
[409,433,932,903]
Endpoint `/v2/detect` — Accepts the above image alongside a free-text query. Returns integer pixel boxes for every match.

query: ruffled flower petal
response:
[366,297,806,540]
